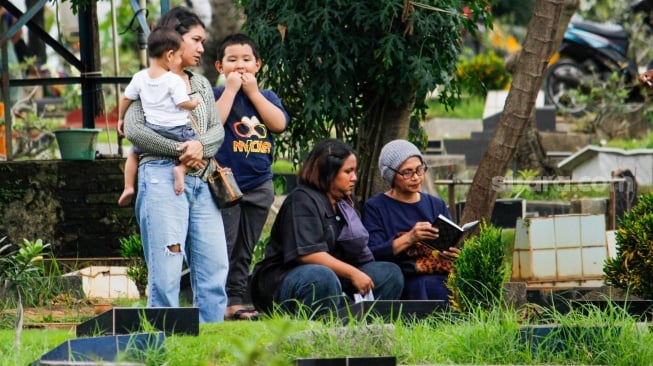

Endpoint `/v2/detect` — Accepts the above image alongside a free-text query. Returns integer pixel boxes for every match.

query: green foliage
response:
[447,222,510,312]
[606,130,653,150]
[0,237,50,293]
[577,0,629,22]
[568,71,635,133]
[0,237,52,346]
[491,0,536,26]
[251,229,269,270]
[119,234,147,298]
[271,159,296,174]
[241,0,492,165]
[97,2,158,77]
[456,51,512,98]
[604,193,653,298]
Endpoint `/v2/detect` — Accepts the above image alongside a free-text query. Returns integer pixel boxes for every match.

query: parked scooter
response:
[543,0,653,115]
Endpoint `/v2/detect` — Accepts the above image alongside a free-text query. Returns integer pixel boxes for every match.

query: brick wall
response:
[0,158,137,258]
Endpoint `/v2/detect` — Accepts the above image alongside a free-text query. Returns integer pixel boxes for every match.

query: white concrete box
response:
[511,214,608,287]
[66,266,140,300]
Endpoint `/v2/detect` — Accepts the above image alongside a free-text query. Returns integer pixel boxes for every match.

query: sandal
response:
[225,308,260,321]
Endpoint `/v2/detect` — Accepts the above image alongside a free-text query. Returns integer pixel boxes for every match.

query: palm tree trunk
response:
[460,0,565,225]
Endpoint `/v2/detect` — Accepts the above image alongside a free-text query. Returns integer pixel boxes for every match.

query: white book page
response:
[461,220,480,231]
[437,214,463,231]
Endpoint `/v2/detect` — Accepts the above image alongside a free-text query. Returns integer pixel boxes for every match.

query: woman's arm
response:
[362,202,399,261]
[299,252,374,295]
[191,74,223,158]
[123,100,183,157]
[364,197,443,258]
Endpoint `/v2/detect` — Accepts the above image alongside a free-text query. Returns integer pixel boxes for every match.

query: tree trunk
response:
[356,92,415,203]
[510,0,579,175]
[460,0,564,226]
[201,0,245,85]
[15,290,22,348]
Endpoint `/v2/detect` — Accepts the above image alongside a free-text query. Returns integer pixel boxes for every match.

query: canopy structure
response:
[0,0,169,160]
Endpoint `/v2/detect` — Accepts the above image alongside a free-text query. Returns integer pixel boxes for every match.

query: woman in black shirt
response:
[250,139,403,317]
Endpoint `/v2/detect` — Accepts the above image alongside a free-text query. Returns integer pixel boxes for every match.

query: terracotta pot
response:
[0,124,6,159]
[93,303,112,315]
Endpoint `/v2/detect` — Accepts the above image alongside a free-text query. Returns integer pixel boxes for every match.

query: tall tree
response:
[460,0,565,226]
[507,0,579,175]
[241,0,491,201]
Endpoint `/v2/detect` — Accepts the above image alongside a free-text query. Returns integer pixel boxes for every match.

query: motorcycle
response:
[543,0,653,115]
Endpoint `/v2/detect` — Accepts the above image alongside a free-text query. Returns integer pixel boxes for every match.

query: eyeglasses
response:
[390,164,428,180]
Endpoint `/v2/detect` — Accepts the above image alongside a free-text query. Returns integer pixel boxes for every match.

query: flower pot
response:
[0,125,6,159]
[54,128,102,160]
[93,303,112,315]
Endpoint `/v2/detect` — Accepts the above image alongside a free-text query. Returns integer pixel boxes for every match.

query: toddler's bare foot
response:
[118,188,134,206]
[173,166,185,195]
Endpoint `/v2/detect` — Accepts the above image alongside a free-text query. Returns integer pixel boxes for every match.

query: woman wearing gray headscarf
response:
[362,139,460,301]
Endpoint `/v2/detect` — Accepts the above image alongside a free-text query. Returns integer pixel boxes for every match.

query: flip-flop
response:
[226,308,260,321]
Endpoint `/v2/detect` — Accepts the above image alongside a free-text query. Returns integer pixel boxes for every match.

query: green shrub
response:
[604,193,653,298]
[119,234,147,299]
[447,222,510,312]
[456,51,511,98]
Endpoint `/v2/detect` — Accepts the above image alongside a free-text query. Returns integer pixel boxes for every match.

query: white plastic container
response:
[69,266,140,299]
[512,214,608,287]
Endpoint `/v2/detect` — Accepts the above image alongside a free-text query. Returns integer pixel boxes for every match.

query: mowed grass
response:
[425,95,485,120]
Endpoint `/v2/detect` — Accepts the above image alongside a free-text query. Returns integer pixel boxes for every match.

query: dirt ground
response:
[3,299,110,330]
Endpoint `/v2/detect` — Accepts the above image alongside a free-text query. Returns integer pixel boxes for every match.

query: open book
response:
[421,214,480,251]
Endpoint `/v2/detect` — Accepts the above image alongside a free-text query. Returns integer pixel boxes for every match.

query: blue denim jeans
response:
[276,261,403,318]
[135,160,228,323]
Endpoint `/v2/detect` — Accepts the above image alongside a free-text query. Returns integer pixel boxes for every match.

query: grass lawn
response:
[2,304,652,366]
[425,95,485,120]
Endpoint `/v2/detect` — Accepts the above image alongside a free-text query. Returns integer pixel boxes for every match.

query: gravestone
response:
[32,332,164,365]
[76,307,199,337]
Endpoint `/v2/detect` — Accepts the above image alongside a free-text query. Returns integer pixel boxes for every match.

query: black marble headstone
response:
[76,307,199,337]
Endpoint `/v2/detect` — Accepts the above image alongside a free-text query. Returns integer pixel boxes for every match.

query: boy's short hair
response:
[147,27,184,58]
[216,33,260,61]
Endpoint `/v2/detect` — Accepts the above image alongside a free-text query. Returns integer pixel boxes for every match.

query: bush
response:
[456,51,511,98]
[604,193,653,298]
[119,234,147,299]
[447,222,510,312]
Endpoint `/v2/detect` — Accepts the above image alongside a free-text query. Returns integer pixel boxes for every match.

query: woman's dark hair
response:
[157,6,205,35]
[298,139,356,193]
